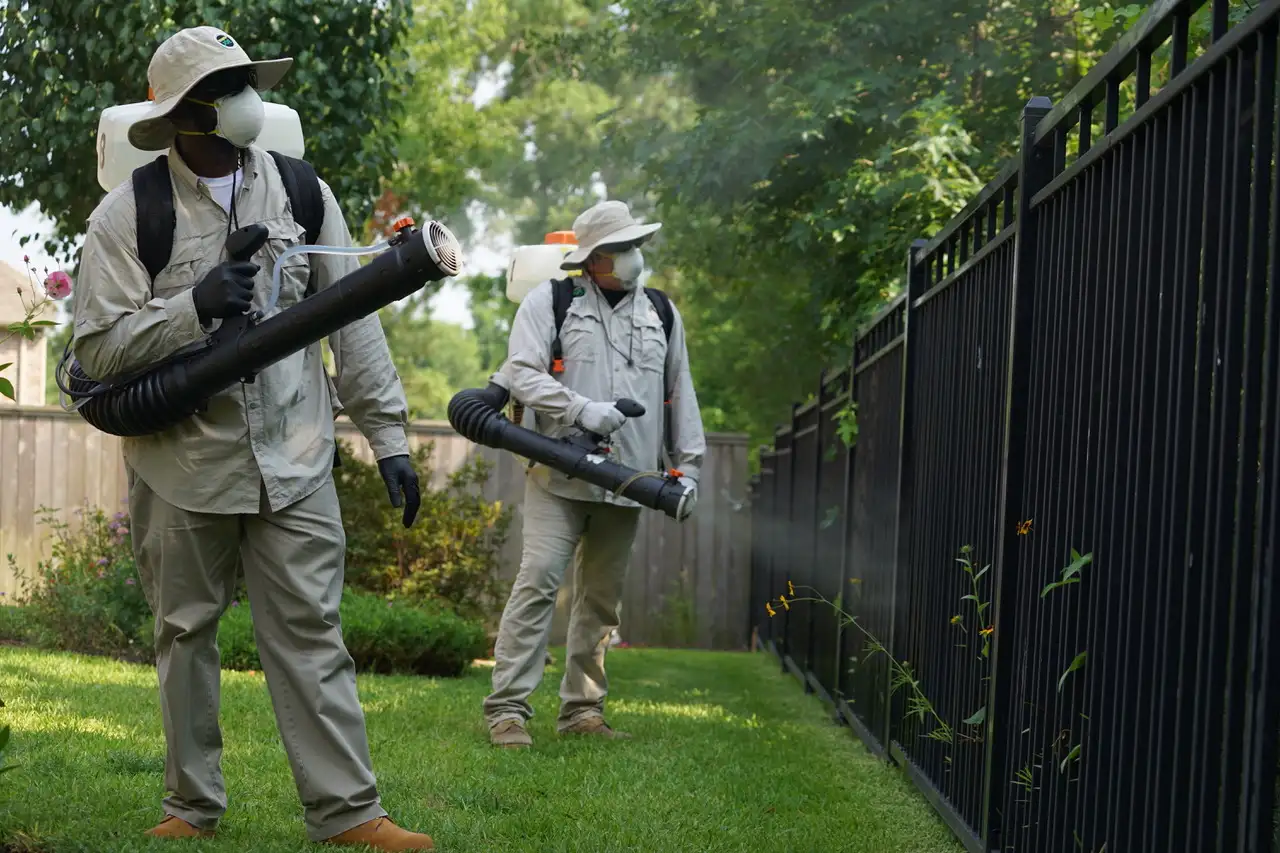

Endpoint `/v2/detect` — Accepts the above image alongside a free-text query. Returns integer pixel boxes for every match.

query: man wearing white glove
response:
[483,200,705,747]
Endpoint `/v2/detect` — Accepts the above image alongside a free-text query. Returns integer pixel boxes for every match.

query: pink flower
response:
[125,577,135,585]
[43,270,71,300]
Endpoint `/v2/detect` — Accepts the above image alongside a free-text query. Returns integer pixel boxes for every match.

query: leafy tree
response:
[378,296,488,421]
[0,0,414,257]
[462,273,518,376]
[507,0,1160,447]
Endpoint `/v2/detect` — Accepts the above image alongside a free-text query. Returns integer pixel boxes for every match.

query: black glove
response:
[192,260,260,325]
[378,454,420,528]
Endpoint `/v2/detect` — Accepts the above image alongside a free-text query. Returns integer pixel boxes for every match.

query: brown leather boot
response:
[144,815,215,839]
[489,718,532,748]
[323,816,434,851]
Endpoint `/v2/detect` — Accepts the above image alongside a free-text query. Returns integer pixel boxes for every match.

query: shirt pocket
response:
[263,220,311,311]
[636,314,668,377]
[151,235,212,301]
[560,316,600,365]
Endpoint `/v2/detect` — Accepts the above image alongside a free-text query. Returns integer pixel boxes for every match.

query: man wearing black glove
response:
[191,257,258,325]
[69,27,430,850]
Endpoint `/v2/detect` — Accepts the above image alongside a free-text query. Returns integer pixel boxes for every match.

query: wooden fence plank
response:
[0,405,753,648]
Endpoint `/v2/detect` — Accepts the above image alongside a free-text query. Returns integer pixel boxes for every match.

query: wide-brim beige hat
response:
[560,200,662,268]
[128,26,293,151]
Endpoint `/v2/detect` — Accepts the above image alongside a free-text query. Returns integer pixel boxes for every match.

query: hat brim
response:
[560,222,662,268]
[127,57,294,151]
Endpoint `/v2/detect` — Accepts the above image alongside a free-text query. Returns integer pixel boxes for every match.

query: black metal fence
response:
[748,1,1280,851]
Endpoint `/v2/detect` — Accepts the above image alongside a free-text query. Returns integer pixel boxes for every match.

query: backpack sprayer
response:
[58,217,462,437]
[57,96,463,438]
[447,381,693,521]
[445,231,693,522]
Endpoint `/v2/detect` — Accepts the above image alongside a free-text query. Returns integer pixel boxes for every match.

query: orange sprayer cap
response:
[545,231,576,245]
[392,216,415,231]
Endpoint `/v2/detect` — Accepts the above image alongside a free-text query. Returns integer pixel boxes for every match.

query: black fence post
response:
[783,402,799,676]
[885,237,930,751]
[980,95,1054,850]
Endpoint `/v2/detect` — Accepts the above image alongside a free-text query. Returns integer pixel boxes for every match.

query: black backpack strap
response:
[132,156,176,284]
[269,150,325,295]
[644,286,677,465]
[549,277,576,375]
[644,287,675,394]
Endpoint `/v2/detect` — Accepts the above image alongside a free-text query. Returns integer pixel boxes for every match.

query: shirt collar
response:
[166,143,263,197]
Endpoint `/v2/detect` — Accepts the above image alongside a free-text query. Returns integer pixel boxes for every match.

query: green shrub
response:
[9,506,153,663]
[0,603,35,645]
[216,588,488,677]
[334,439,512,622]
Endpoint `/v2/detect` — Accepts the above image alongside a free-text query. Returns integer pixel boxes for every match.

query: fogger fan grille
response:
[428,221,463,276]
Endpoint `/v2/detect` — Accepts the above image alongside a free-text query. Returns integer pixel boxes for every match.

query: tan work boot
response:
[144,815,215,839]
[559,715,631,739]
[323,817,434,851]
[489,718,532,748]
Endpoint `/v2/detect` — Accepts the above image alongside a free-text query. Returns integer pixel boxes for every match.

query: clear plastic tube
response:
[266,241,390,312]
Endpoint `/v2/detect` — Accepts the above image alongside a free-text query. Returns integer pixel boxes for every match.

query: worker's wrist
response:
[368,424,410,460]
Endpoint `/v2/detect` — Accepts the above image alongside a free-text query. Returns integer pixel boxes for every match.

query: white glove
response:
[577,401,627,435]
[677,476,698,519]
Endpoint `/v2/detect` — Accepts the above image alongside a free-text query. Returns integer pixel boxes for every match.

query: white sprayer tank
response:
[505,231,581,303]
[95,100,306,193]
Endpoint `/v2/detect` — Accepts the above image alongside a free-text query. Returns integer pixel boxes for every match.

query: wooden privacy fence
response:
[0,404,752,650]
[751,2,1280,852]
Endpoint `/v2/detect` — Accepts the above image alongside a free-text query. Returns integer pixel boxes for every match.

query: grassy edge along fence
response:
[749,2,1280,852]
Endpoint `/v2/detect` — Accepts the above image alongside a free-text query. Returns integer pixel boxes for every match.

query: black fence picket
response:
[746,1,1280,851]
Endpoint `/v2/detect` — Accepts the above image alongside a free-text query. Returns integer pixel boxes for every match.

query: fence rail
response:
[749,1,1280,851]
[0,405,753,651]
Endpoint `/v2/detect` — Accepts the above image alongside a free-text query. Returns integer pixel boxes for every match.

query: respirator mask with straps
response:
[174,66,265,149]
[180,86,265,149]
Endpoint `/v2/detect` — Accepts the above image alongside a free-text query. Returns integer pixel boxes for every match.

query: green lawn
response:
[0,645,963,853]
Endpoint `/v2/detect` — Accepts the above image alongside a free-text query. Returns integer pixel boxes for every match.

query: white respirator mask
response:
[610,247,645,289]
[181,86,265,148]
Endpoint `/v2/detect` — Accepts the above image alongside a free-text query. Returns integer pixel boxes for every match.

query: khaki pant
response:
[128,467,386,842]
[483,475,640,729]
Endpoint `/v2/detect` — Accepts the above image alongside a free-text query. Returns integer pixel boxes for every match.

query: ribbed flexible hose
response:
[63,222,462,438]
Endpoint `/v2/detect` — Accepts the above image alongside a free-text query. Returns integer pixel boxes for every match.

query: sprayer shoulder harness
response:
[132,151,325,292]
[547,277,676,456]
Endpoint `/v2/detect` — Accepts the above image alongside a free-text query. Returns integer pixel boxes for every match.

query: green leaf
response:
[1058,651,1088,693]
[0,724,8,750]
[0,362,11,372]
[963,706,987,726]
[0,377,14,401]
[0,764,18,775]
[1041,577,1081,598]
[1060,743,1081,773]
[960,594,979,603]
[28,320,56,326]
[974,565,990,581]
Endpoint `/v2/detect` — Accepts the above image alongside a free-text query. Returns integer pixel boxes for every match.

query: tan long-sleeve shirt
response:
[495,275,706,508]
[71,145,410,515]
